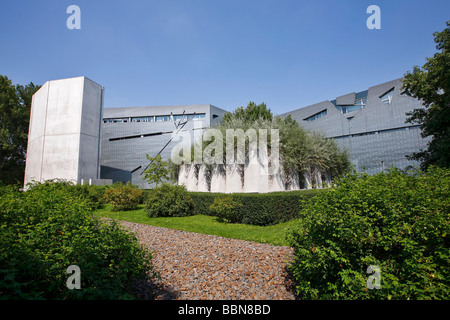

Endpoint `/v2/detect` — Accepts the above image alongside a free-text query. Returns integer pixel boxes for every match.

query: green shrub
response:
[0,181,155,299]
[76,184,108,209]
[103,183,143,211]
[146,184,194,217]
[25,179,108,210]
[141,189,157,204]
[190,189,321,226]
[209,195,243,223]
[287,167,450,300]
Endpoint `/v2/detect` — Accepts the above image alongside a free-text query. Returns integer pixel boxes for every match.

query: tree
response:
[402,21,450,169]
[0,75,40,185]
[142,154,169,187]
[207,102,350,186]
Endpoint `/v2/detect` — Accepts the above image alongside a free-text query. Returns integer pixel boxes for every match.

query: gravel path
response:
[119,221,297,300]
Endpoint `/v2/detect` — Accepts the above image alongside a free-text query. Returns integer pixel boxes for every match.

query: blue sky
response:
[0,0,449,114]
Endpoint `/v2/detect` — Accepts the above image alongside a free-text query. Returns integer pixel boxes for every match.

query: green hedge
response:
[190,189,321,226]
[190,192,217,216]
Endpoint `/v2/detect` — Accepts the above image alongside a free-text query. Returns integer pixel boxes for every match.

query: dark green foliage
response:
[0,75,40,185]
[190,189,321,226]
[402,21,450,169]
[142,154,169,186]
[103,183,143,211]
[26,179,108,210]
[209,195,243,223]
[146,184,194,217]
[141,188,157,204]
[222,101,273,125]
[0,181,155,299]
[233,190,320,226]
[211,103,350,184]
[190,192,217,216]
[288,167,450,299]
[76,184,108,210]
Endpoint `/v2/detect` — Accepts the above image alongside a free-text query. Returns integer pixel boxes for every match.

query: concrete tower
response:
[24,76,104,187]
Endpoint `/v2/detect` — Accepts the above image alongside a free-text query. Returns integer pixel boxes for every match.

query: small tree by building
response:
[142,154,169,187]
[402,21,450,169]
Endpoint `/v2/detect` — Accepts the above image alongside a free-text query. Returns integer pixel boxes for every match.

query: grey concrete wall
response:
[179,162,329,193]
[24,76,104,186]
[210,165,226,193]
[24,81,49,185]
[79,77,104,181]
[243,152,269,193]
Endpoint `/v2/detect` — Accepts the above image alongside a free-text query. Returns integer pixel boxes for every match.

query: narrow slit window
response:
[304,109,327,121]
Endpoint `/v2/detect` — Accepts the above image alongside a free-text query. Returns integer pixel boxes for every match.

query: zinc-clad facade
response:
[100,104,227,188]
[25,76,431,190]
[280,78,430,174]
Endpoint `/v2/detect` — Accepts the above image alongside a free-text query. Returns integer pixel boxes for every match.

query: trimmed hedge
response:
[190,189,321,226]
[190,192,217,216]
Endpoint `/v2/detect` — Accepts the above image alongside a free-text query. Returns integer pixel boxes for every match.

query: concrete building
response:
[24,76,105,187]
[100,104,227,188]
[24,76,430,191]
[280,78,430,174]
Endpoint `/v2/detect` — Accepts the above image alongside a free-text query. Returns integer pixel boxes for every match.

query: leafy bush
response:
[146,184,194,217]
[209,195,243,223]
[0,181,155,299]
[287,167,450,300]
[74,184,108,209]
[141,189,156,204]
[190,189,321,226]
[103,183,143,211]
[25,179,108,210]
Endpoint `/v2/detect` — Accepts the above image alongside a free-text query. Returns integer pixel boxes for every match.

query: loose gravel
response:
[119,221,297,300]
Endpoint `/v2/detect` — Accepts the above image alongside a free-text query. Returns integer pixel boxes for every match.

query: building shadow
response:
[283,265,300,300]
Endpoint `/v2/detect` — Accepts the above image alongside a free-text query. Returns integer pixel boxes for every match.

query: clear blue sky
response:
[0,0,449,114]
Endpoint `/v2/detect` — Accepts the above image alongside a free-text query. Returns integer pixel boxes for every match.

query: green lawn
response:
[95,204,299,246]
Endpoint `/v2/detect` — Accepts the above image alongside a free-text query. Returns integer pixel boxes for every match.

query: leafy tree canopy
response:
[205,102,350,179]
[0,75,40,185]
[222,101,273,125]
[402,21,450,169]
